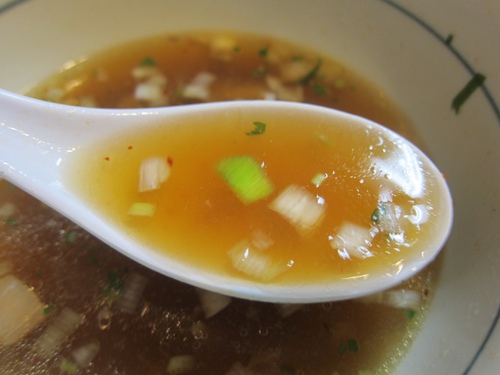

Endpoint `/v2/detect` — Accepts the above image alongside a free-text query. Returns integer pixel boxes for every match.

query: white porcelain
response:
[0,90,452,303]
[0,0,498,374]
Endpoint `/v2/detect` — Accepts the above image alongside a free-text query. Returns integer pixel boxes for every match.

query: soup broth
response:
[0,32,441,374]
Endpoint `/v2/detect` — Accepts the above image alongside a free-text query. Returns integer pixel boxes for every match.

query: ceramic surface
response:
[0,1,498,374]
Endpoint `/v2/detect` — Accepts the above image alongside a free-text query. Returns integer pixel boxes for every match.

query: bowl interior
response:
[0,1,499,374]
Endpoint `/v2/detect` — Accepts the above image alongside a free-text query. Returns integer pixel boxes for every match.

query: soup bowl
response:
[0,1,499,374]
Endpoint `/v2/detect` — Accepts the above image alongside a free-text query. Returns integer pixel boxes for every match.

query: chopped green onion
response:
[60,358,78,374]
[4,217,16,226]
[452,73,486,113]
[246,121,266,136]
[216,156,274,204]
[445,34,454,45]
[128,202,156,217]
[311,173,328,187]
[86,256,99,265]
[347,339,359,353]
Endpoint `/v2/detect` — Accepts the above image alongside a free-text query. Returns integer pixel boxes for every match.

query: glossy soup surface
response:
[0,32,441,375]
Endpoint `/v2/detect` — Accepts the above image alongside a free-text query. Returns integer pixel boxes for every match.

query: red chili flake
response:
[424,289,429,297]
[128,145,133,150]
[104,157,110,161]
[167,157,174,166]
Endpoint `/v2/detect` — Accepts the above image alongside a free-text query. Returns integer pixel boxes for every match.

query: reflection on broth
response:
[0,32,440,374]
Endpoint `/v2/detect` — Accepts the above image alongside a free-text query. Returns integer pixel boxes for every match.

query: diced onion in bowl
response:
[196,288,232,319]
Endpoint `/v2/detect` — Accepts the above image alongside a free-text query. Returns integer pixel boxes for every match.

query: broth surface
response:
[0,32,441,375]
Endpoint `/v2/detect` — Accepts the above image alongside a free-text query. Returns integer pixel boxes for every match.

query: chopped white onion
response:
[34,307,82,357]
[196,288,232,319]
[210,35,238,61]
[133,71,169,106]
[269,184,326,234]
[228,240,289,281]
[265,75,304,102]
[182,72,216,101]
[357,289,422,310]
[114,272,148,314]
[0,202,16,218]
[407,204,430,225]
[138,157,171,192]
[71,339,100,368]
[329,222,374,259]
[0,275,46,346]
[276,303,303,318]
[166,354,196,374]
[373,202,403,234]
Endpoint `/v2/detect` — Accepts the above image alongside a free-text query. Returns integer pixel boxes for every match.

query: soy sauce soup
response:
[0,32,441,374]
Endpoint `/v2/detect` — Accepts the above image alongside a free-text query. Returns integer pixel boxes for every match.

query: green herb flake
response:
[43,303,57,315]
[60,358,78,374]
[258,47,269,57]
[445,34,454,45]
[4,217,16,226]
[371,205,385,223]
[102,271,123,295]
[347,339,359,353]
[246,121,266,136]
[292,55,303,61]
[404,309,416,319]
[233,46,241,52]
[65,231,77,244]
[86,256,99,265]
[312,83,328,96]
[252,67,267,78]
[298,59,322,86]
[451,73,486,114]
[338,342,348,355]
[140,56,157,67]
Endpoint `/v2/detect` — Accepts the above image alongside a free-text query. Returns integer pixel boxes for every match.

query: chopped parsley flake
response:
[43,303,57,315]
[140,56,157,67]
[313,83,327,96]
[452,73,486,113]
[258,47,269,57]
[246,121,266,136]
[298,59,322,86]
[404,309,416,319]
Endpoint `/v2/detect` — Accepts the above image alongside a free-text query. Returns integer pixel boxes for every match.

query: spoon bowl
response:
[0,89,452,303]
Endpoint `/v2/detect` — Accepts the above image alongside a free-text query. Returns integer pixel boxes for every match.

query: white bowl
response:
[0,1,499,374]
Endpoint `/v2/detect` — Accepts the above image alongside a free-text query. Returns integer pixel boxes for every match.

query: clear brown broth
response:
[0,32,441,374]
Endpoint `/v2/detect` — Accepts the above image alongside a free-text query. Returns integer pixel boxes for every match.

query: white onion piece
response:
[0,202,16,218]
[228,240,289,281]
[265,75,304,102]
[276,303,303,318]
[329,222,374,259]
[196,288,232,319]
[71,339,100,368]
[0,275,46,346]
[114,272,148,314]
[269,184,326,234]
[167,354,196,374]
[373,202,403,234]
[357,289,422,310]
[138,157,171,192]
[182,72,216,101]
[34,307,82,357]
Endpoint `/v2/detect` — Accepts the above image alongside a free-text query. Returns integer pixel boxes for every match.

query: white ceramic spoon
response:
[0,89,452,303]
